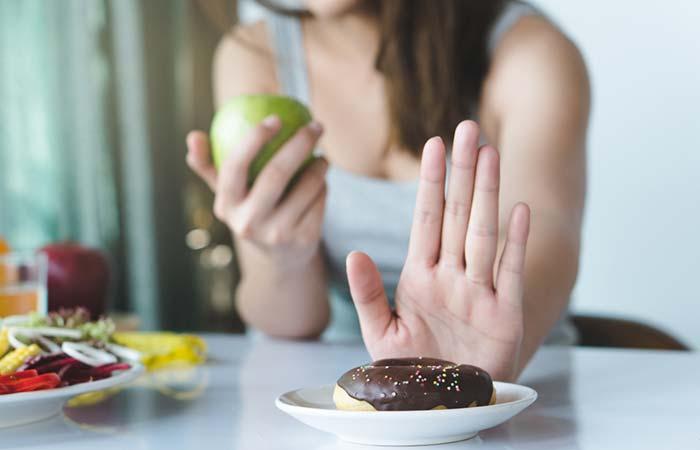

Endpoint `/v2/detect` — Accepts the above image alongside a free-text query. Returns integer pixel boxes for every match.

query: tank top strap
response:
[264,11,311,104]
[488,1,541,53]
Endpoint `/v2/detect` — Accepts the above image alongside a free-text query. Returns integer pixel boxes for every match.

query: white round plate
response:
[276,381,537,446]
[0,363,144,428]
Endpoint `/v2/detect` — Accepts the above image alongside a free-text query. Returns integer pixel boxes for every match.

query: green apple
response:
[210,94,315,186]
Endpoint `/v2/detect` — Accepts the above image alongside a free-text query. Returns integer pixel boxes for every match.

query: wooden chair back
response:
[571,315,689,351]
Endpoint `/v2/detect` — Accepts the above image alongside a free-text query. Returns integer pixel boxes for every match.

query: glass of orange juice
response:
[0,251,48,318]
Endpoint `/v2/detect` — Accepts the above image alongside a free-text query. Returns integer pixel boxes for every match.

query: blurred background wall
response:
[0,1,698,346]
[530,0,700,348]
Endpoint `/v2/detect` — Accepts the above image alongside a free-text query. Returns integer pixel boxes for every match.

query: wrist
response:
[238,239,322,279]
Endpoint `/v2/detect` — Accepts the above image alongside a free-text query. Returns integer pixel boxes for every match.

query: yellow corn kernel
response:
[0,343,41,375]
[0,329,9,359]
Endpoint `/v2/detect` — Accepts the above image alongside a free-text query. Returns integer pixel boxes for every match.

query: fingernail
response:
[262,115,280,128]
[308,121,323,135]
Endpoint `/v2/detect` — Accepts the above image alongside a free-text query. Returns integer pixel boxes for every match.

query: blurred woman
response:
[187,0,589,381]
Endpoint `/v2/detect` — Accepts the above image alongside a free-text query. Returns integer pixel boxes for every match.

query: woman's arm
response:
[343,17,589,382]
[481,15,590,370]
[195,24,330,338]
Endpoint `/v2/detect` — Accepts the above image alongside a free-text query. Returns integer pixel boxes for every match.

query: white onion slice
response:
[106,343,142,362]
[62,342,117,367]
[10,326,82,339]
[36,335,61,354]
[7,326,84,354]
[1,315,31,327]
[7,328,30,349]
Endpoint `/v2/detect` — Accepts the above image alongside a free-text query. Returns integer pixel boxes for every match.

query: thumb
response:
[347,251,392,344]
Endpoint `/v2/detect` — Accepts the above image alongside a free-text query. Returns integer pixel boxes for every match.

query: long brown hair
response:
[257,0,507,155]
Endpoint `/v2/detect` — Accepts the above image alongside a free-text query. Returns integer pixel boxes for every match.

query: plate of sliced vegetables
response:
[0,308,144,428]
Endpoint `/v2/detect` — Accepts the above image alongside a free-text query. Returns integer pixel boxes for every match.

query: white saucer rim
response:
[275,381,537,416]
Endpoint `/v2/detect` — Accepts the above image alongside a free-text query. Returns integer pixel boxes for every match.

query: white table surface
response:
[1,334,698,450]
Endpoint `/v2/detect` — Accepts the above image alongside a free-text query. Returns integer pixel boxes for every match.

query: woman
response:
[186,0,589,381]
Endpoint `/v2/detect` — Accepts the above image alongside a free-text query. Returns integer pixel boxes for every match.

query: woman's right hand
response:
[186,115,328,268]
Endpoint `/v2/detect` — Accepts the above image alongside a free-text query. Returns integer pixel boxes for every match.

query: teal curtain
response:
[0,0,235,331]
[0,0,118,249]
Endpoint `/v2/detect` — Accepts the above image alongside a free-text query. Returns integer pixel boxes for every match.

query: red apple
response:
[40,243,110,318]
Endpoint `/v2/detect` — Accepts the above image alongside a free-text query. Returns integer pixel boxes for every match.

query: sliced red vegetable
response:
[90,363,131,377]
[33,357,80,375]
[21,353,68,371]
[7,373,61,393]
[1,351,131,394]
[0,370,39,383]
[0,373,61,394]
[57,361,78,380]
[58,365,93,385]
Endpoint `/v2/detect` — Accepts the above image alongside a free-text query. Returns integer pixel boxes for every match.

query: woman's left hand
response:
[346,121,531,382]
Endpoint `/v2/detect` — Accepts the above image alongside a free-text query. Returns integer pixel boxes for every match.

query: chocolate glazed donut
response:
[333,357,495,411]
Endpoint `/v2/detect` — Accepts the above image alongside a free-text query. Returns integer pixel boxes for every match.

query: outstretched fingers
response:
[440,120,479,267]
[496,203,531,305]
[347,251,393,344]
[465,146,501,286]
[407,137,446,266]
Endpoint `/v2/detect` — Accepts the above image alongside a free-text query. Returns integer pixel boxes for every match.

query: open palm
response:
[346,121,531,382]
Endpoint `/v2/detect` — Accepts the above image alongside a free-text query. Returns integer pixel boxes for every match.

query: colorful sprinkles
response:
[336,357,493,411]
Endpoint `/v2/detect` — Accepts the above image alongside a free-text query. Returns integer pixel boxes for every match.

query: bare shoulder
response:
[481,15,590,132]
[213,20,279,107]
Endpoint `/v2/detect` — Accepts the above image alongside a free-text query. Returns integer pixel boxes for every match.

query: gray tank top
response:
[264,1,577,344]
